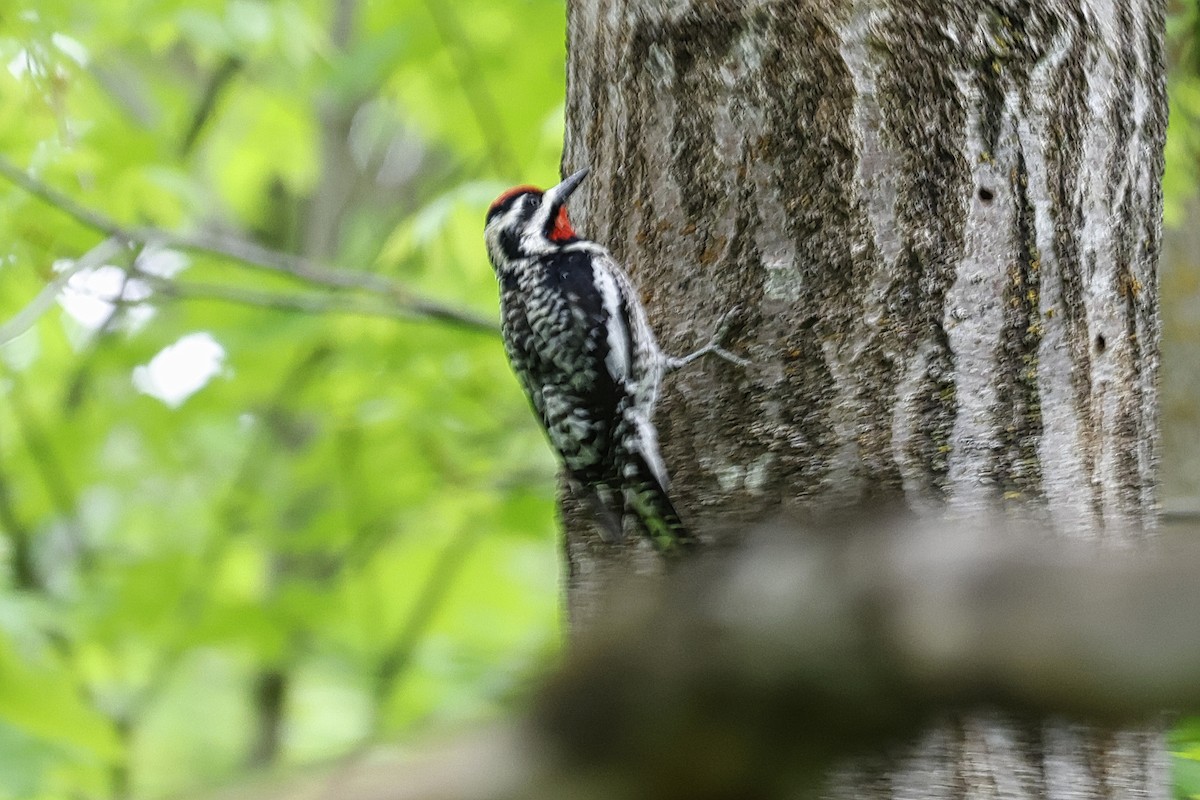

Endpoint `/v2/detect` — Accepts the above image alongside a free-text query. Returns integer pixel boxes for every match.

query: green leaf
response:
[1175,753,1200,800]
[0,634,123,761]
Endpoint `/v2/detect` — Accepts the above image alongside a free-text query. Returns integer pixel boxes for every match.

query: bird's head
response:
[484,168,589,268]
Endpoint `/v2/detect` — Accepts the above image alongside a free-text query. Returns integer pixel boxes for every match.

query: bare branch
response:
[180,56,244,155]
[0,446,38,592]
[138,277,483,327]
[0,237,126,346]
[4,372,92,569]
[422,0,521,177]
[0,158,124,235]
[371,524,481,732]
[205,516,1200,800]
[0,157,498,335]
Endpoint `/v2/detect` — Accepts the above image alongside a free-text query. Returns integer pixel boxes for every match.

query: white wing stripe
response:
[596,268,631,383]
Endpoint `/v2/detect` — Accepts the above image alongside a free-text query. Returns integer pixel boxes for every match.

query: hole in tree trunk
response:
[1095,334,1107,353]
[978,187,995,202]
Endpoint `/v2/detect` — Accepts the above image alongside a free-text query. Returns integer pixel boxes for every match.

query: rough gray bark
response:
[562,1,1168,799]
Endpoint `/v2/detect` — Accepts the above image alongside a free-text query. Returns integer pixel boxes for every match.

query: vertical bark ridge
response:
[873,6,972,513]
[1105,0,1145,528]
[838,5,919,505]
[992,150,1046,504]
[563,0,1168,795]
[756,5,883,508]
[1021,5,1100,536]
[1136,0,1167,526]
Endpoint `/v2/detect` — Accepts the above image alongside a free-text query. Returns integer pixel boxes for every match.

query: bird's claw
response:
[665,305,749,371]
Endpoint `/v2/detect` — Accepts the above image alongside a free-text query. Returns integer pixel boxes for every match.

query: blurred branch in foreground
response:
[137,277,458,325]
[0,157,498,335]
[209,515,1200,800]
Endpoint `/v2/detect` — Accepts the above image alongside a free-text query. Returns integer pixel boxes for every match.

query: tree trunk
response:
[562,2,1168,798]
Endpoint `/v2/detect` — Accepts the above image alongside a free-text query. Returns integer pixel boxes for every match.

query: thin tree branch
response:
[304,0,362,261]
[62,244,148,413]
[137,277,475,326]
[0,157,120,234]
[217,344,335,539]
[247,667,289,770]
[0,157,498,335]
[4,372,92,570]
[422,0,521,177]
[372,523,481,734]
[113,348,336,770]
[180,56,244,155]
[0,237,126,346]
[0,432,38,591]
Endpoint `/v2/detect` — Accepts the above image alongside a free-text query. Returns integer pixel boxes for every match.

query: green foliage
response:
[1166,0,1200,225]
[1173,719,1200,800]
[1166,7,1200,792]
[0,0,565,797]
[1165,74,1200,226]
[3,1,1200,798]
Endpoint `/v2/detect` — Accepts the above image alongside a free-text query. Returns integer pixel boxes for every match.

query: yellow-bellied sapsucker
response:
[484,168,742,551]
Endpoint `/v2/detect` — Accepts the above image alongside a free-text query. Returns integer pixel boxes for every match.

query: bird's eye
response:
[527,195,541,210]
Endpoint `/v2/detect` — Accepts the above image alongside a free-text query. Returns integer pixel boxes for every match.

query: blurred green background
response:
[0,1,1198,798]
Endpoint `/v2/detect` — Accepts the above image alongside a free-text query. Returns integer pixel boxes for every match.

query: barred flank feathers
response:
[623,451,695,552]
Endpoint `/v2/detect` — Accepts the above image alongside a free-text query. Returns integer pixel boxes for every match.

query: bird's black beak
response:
[543,167,589,210]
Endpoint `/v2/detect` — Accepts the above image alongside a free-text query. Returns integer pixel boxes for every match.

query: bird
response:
[484,167,744,551]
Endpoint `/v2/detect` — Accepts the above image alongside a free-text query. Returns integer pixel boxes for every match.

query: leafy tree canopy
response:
[0,1,566,796]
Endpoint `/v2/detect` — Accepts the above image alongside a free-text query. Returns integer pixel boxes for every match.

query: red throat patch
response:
[550,207,576,241]
[488,185,577,242]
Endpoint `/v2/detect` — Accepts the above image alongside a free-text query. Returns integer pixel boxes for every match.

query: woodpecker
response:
[484,167,743,551]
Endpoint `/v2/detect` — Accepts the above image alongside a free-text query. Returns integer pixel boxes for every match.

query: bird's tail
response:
[575,481,623,543]
[622,449,695,552]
